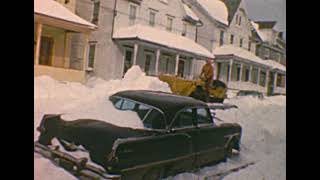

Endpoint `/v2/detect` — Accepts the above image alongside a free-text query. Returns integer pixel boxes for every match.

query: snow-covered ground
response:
[34,66,285,180]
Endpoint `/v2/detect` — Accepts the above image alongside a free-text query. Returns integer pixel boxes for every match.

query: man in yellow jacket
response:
[200,59,214,92]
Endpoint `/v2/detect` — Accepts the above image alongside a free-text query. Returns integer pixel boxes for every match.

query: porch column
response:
[82,33,90,71]
[155,49,161,75]
[190,58,195,80]
[34,23,43,65]
[273,72,278,90]
[175,54,180,76]
[257,67,261,85]
[133,43,139,65]
[239,63,243,81]
[228,59,233,82]
[63,32,72,68]
[248,65,253,82]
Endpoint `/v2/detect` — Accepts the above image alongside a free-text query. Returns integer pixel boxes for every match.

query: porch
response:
[113,24,214,79]
[34,0,96,83]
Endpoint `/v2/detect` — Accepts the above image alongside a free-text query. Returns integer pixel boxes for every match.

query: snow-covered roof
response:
[34,0,97,30]
[197,0,229,25]
[183,3,200,22]
[213,45,270,67]
[113,24,214,59]
[264,60,286,72]
[250,21,267,42]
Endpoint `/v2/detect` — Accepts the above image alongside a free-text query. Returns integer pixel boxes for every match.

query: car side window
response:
[171,108,195,129]
[122,100,136,110]
[110,97,123,109]
[143,109,166,129]
[196,108,213,125]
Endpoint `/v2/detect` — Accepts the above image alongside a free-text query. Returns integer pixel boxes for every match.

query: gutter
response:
[111,0,118,40]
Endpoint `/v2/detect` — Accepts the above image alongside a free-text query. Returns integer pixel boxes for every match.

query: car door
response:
[168,108,198,172]
[194,107,227,167]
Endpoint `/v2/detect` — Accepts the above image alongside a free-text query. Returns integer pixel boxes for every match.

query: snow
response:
[34,66,285,180]
[113,24,214,59]
[197,0,229,25]
[250,21,267,42]
[213,45,271,67]
[34,0,96,30]
[182,3,200,22]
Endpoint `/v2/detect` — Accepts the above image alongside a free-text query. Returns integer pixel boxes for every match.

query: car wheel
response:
[142,167,164,180]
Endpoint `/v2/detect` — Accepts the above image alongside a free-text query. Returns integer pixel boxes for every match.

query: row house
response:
[34,0,97,83]
[251,21,286,65]
[184,0,285,95]
[71,0,213,81]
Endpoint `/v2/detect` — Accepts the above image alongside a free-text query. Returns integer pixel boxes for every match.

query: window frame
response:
[166,16,174,31]
[230,34,234,44]
[149,9,157,27]
[182,22,187,36]
[219,30,224,46]
[129,3,138,26]
[87,42,97,70]
[91,0,100,25]
[239,38,243,48]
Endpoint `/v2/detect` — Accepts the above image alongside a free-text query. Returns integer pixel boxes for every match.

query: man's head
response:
[206,58,213,64]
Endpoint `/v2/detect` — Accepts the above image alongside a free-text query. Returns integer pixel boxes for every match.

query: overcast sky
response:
[244,0,286,31]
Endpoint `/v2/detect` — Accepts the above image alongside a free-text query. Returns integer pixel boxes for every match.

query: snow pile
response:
[34,66,171,140]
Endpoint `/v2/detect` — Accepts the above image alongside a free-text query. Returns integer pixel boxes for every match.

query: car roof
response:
[110,90,208,124]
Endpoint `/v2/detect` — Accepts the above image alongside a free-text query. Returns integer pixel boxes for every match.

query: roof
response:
[254,21,277,29]
[113,24,214,59]
[213,45,271,67]
[197,0,229,25]
[111,90,208,123]
[250,21,267,42]
[264,60,286,72]
[221,0,242,24]
[34,0,97,31]
[182,3,200,22]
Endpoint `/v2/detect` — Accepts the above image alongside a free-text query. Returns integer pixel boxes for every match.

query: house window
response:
[238,16,242,25]
[240,38,243,48]
[248,40,252,51]
[39,36,54,66]
[166,16,173,31]
[129,4,137,26]
[87,43,96,69]
[230,34,234,44]
[92,0,100,25]
[182,22,187,36]
[149,11,156,26]
[219,30,224,46]
[178,60,185,77]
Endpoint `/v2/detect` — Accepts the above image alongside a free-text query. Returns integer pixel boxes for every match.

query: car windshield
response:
[110,96,166,129]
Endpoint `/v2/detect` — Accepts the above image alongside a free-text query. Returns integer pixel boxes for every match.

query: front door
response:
[144,54,152,75]
[39,36,54,66]
[267,72,275,96]
[177,60,185,78]
[123,49,133,76]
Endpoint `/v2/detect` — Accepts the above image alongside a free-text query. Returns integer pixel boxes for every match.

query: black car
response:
[35,90,242,180]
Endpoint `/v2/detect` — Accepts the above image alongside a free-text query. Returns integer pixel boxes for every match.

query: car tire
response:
[142,167,164,180]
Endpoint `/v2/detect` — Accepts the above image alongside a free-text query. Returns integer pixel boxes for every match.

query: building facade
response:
[71,0,213,81]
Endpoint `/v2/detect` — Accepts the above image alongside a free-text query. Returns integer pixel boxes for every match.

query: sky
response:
[244,0,286,32]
